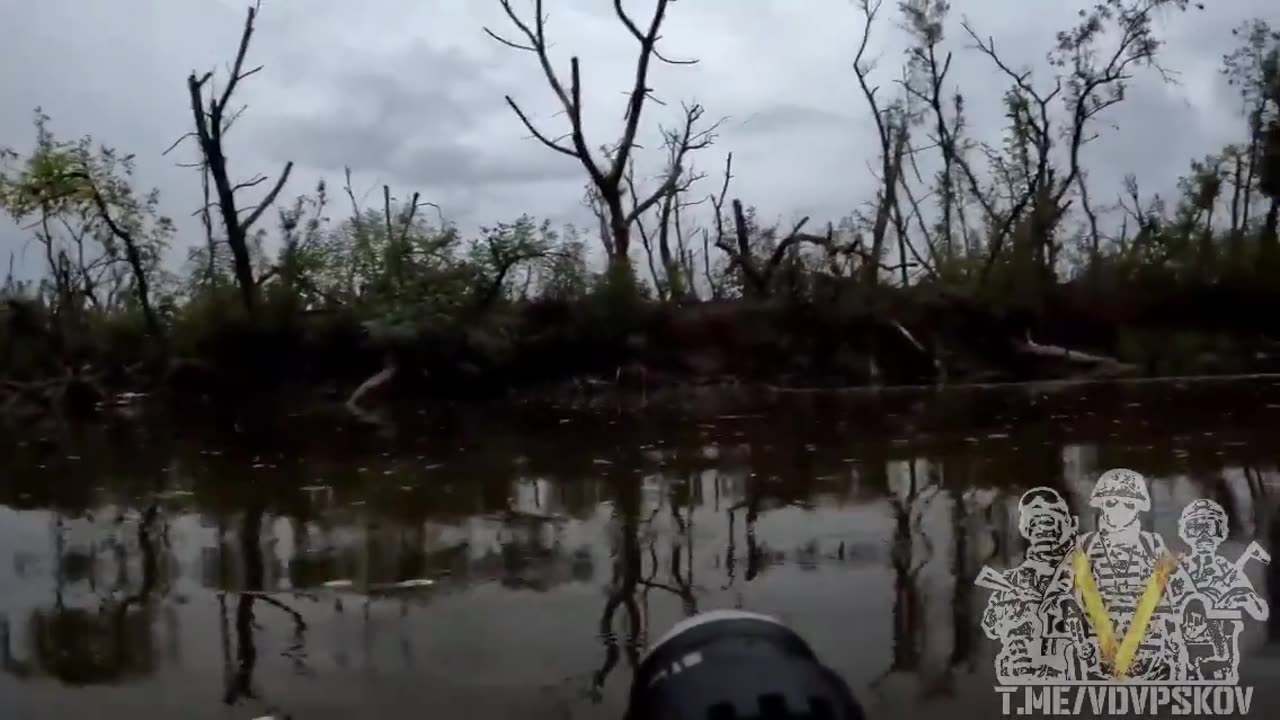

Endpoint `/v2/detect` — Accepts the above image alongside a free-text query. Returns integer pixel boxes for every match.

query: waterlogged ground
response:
[3,378,1280,719]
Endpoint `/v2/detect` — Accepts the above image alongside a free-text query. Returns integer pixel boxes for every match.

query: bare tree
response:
[176,2,293,315]
[900,0,958,260]
[485,0,698,279]
[672,191,708,301]
[629,102,722,301]
[962,0,1193,288]
[715,200,819,300]
[706,152,888,299]
[655,103,721,300]
[627,163,668,299]
[703,153,737,299]
[853,0,912,287]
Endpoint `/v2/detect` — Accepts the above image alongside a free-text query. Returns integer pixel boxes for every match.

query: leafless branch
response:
[488,0,692,265]
[182,2,291,313]
[242,163,294,232]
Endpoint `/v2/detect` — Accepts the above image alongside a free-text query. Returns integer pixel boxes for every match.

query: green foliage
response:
[538,227,591,302]
[0,109,173,345]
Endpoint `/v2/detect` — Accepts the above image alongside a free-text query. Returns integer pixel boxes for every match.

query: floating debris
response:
[300,485,330,492]
[423,463,444,471]
[157,490,194,499]
[383,578,434,590]
[322,579,354,589]
[592,458,613,465]
[66,455,81,461]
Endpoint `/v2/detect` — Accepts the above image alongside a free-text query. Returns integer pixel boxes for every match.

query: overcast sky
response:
[0,0,1271,278]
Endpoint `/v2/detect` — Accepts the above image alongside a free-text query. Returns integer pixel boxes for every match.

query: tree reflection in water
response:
[640,472,698,617]
[220,498,308,720]
[2,501,170,686]
[4,395,1279,717]
[589,459,643,703]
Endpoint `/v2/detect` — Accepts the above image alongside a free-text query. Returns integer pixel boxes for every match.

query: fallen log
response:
[346,354,398,413]
[1013,335,1138,375]
[887,318,926,355]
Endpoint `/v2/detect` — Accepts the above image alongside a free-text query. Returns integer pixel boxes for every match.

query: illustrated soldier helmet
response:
[1016,487,1076,540]
[1180,498,1227,529]
[1018,487,1069,513]
[1089,468,1150,511]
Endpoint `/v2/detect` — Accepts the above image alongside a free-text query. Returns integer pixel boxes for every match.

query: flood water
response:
[4,378,1280,719]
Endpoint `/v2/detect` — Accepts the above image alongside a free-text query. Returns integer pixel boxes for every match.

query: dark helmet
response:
[627,610,865,720]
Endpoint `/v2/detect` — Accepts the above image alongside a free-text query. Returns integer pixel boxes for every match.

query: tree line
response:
[0,0,1277,413]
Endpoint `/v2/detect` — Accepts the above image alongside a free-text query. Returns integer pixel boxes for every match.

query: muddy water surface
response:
[3,378,1280,719]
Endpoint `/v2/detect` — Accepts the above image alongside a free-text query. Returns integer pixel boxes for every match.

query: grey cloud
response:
[736,104,862,136]
[1,0,1276,274]
[387,141,583,188]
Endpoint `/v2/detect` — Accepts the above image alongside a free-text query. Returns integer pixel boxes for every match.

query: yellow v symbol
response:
[1073,548,1178,678]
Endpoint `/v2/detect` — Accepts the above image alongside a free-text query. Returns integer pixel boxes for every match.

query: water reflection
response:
[1,379,1279,717]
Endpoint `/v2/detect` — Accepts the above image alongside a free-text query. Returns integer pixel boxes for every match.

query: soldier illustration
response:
[1076,469,1188,681]
[977,468,1275,688]
[1172,498,1270,683]
[1179,595,1234,681]
[1177,499,1270,620]
[979,487,1085,681]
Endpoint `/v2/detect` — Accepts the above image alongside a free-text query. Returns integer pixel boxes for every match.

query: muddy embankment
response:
[199,284,1280,413]
[5,282,1280,428]
[500,283,1280,396]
